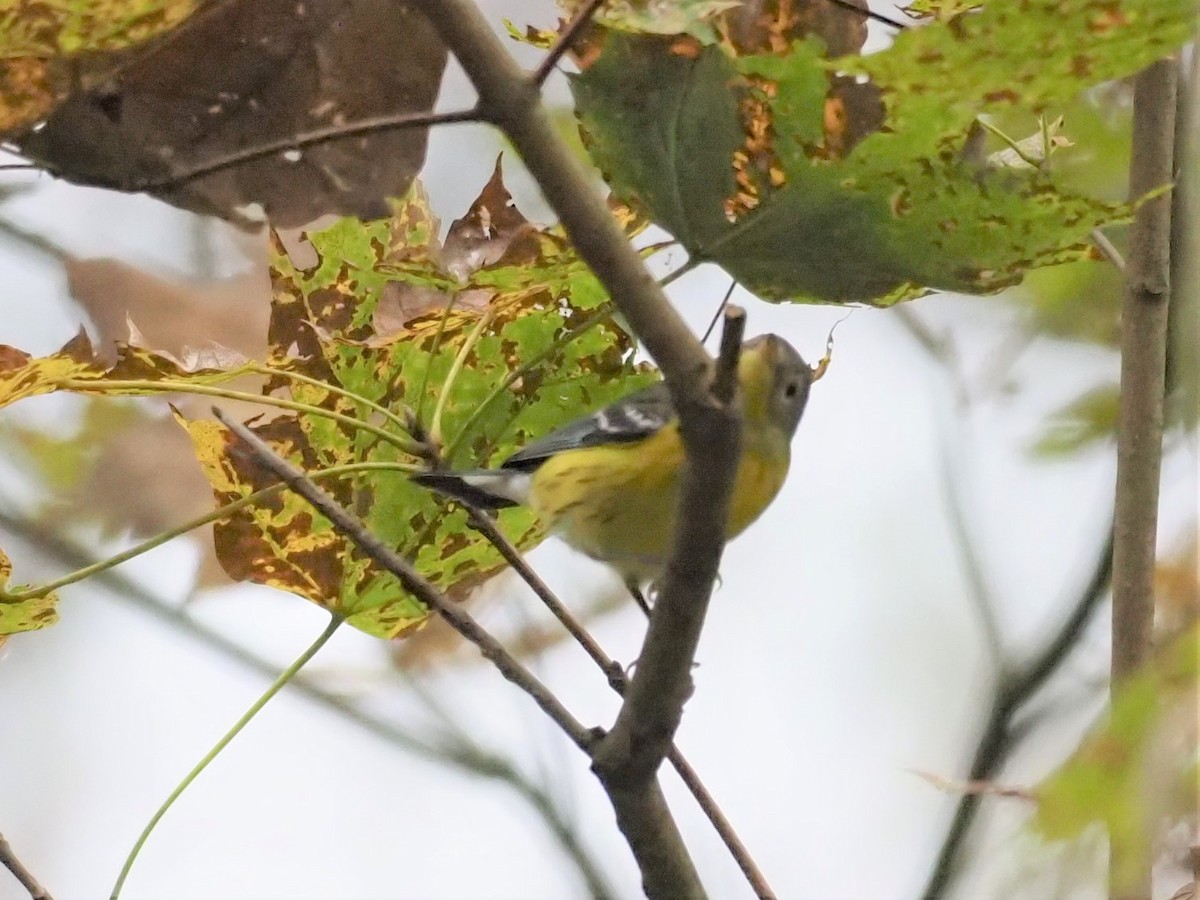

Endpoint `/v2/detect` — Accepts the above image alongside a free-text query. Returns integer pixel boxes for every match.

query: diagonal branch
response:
[215,409,596,751]
[0,832,53,900]
[413,2,755,895]
[533,0,607,86]
[464,501,776,900]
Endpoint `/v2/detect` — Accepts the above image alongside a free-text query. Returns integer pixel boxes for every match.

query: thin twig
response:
[701,279,738,344]
[824,0,910,31]
[463,507,777,900]
[214,408,597,753]
[533,0,607,86]
[1110,56,1178,900]
[0,832,53,900]
[934,423,1004,662]
[0,502,616,899]
[50,108,481,193]
[1092,227,1127,272]
[920,525,1115,900]
[110,615,343,900]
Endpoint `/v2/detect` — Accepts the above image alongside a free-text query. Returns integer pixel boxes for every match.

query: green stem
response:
[413,293,463,431]
[440,260,692,466]
[442,305,613,465]
[60,380,424,456]
[1,462,413,602]
[247,364,413,435]
[429,309,493,447]
[110,614,344,900]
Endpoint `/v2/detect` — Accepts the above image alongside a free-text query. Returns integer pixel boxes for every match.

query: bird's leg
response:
[625,578,651,617]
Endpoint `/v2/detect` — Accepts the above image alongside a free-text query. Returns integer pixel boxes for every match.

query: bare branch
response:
[1111,56,1177,900]
[413,4,757,895]
[0,832,53,900]
[920,525,1114,900]
[533,0,607,86]
[128,108,482,192]
[213,408,597,753]
[1092,227,1127,272]
[463,504,776,900]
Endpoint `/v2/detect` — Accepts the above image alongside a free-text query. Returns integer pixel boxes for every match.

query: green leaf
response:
[1031,385,1119,456]
[184,173,653,639]
[0,548,59,636]
[571,0,1192,303]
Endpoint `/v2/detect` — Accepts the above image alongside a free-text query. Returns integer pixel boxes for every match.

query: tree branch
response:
[590,308,745,899]
[1111,57,1178,900]
[0,832,52,900]
[213,409,597,753]
[533,0,607,86]
[0,503,616,900]
[464,500,776,900]
[413,3,756,895]
[920,525,1115,900]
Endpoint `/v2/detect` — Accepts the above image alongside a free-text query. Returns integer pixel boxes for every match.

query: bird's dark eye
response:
[784,382,799,398]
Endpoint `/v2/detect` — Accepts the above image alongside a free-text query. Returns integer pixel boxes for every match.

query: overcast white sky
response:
[0,3,1195,899]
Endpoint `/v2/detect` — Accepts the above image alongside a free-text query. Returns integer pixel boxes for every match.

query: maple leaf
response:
[570,0,1191,303]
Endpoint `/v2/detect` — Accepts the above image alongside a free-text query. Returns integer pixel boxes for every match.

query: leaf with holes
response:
[571,0,1191,303]
[182,171,653,638]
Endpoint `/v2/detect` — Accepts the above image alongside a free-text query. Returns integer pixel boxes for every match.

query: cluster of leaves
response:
[0,167,651,638]
[569,0,1193,303]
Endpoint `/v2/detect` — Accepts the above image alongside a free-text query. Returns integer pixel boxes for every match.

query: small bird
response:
[413,334,814,611]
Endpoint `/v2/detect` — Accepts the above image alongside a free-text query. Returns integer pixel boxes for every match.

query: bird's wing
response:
[501,381,674,471]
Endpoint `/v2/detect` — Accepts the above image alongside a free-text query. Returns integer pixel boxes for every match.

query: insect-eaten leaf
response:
[570,0,1192,303]
[1034,626,1199,894]
[0,548,59,637]
[11,0,448,228]
[0,329,258,410]
[175,169,653,639]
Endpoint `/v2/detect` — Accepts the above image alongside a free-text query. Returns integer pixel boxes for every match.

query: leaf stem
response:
[109,614,343,900]
[441,261,689,465]
[247,364,413,435]
[0,462,413,602]
[430,308,494,447]
[442,305,612,465]
[59,380,424,456]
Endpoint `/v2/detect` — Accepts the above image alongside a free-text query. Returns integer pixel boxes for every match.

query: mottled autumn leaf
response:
[0,548,59,636]
[176,172,653,638]
[0,0,197,134]
[571,0,1191,302]
[12,0,447,228]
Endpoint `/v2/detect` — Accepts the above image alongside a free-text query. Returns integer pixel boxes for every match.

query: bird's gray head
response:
[741,333,813,439]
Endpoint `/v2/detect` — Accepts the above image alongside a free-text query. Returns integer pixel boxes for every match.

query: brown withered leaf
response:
[66,254,270,364]
[15,0,448,228]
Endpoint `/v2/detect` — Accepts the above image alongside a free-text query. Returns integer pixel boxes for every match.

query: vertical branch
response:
[1110,58,1178,900]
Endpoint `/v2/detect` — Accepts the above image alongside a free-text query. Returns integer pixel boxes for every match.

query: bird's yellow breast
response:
[527,423,789,582]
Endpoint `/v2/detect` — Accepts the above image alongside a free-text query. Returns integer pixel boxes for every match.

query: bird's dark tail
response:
[410,471,523,510]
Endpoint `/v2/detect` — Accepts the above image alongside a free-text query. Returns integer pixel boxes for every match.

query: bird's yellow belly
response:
[527,426,787,582]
